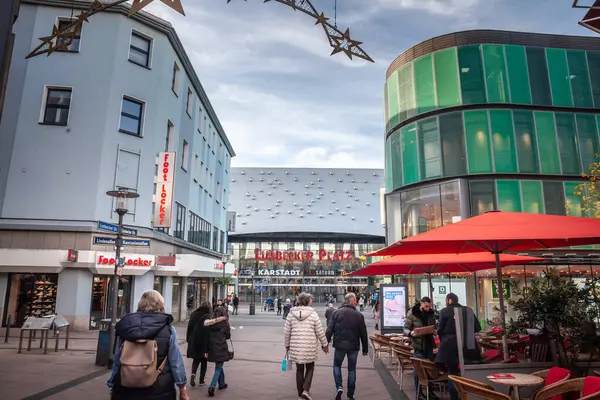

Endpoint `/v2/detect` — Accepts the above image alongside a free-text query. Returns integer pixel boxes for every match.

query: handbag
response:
[282,350,293,371]
[228,338,234,360]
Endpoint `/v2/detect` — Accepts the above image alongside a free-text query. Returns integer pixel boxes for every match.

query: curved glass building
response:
[384,30,600,243]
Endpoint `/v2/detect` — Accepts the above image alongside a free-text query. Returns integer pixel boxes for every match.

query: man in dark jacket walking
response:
[232,295,239,315]
[404,297,436,399]
[325,303,336,328]
[326,293,368,400]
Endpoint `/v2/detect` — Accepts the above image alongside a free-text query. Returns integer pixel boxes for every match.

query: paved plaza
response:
[0,305,393,400]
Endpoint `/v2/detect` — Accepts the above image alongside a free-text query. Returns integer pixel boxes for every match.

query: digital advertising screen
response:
[381,284,407,329]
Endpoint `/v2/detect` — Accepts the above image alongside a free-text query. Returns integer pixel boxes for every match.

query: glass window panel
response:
[122,99,142,116]
[402,124,419,185]
[464,110,493,173]
[564,182,584,217]
[505,45,532,104]
[513,110,539,173]
[534,112,561,174]
[555,113,581,175]
[458,45,486,105]
[496,180,522,212]
[482,45,509,103]
[576,114,599,172]
[131,33,150,52]
[543,181,566,216]
[587,51,600,108]
[390,131,403,189]
[400,185,442,238]
[386,193,402,242]
[414,54,436,114]
[398,64,416,122]
[521,180,545,214]
[385,138,393,192]
[546,48,573,107]
[439,112,467,177]
[119,115,141,135]
[490,109,518,173]
[567,50,593,108]
[470,181,496,216]
[418,117,441,180]
[441,181,460,225]
[384,84,389,129]
[526,47,552,106]
[434,48,461,108]
[129,48,149,66]
[387,71,400,128]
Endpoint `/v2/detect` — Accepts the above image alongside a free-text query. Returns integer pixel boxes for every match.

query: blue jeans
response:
[209,362,225,389]
[413,348,434,396]
[333,349,359,397]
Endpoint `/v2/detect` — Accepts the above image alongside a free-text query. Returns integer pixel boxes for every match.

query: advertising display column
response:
[379,284,408,334]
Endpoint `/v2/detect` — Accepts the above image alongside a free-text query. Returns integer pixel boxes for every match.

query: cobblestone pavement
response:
[0,304,392,400]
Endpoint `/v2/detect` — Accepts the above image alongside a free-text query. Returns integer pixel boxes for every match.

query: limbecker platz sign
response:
[254,249,354,262]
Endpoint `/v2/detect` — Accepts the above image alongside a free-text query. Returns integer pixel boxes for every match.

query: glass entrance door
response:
[89,275,132,330]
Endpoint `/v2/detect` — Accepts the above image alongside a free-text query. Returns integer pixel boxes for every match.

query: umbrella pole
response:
[473,272,479,319]
[428,273,433,300]
[523,265,527,290]
[449,274,452,292]
[494,252,510,362]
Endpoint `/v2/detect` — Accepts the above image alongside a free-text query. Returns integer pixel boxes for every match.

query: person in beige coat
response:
[284,292,328,400]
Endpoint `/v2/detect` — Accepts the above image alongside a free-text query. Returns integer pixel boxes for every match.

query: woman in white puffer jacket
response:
[284,292,328,400]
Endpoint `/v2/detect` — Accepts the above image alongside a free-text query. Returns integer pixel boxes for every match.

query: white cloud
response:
[373,0,481,16]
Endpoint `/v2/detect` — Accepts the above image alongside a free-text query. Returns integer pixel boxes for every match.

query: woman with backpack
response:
[107,290,189,400]
[186,301,212,387]
[204,306,232,397]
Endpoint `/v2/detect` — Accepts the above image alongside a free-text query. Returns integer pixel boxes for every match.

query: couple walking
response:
[284,292,369,400]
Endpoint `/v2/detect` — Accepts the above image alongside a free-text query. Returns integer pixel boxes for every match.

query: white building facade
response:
[0,0,235,330]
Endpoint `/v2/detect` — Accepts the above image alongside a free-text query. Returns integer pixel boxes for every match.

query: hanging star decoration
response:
[227,0,373,62]
[26,0,186,59]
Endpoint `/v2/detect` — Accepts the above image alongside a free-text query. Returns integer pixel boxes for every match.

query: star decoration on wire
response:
[227,0,373,62]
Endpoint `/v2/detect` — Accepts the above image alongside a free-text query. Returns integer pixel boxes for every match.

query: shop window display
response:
[89,275,131,330]
[5,274,58,326]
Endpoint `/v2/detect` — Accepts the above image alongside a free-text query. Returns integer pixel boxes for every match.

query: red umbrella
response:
[350,252,543,299]
[367,210,600,360]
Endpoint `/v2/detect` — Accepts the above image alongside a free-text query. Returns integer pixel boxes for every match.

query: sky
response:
[141,0,597,169]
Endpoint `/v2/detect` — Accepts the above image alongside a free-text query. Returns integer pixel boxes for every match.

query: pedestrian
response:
[436,293,481,400]
[358,296,365,312]
[204,305,232,397]
[283,298,292,319]
[232,295,239,315]
[284,292,328,400]
[326,293,369,400]
[107,290,189,400]
[277,297,283,315]
[186,301,211,387]
[404,297,436,400]
[373,299,380,330]
[325,303,336,328]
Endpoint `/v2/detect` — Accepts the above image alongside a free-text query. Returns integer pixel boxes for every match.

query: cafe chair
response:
[393,347,414,390]
[510,367,571,400]
[412,357,449,400]
[532,377,600,400]
[451,376,512,400]
[370,336,393,366]
[449,376,495,400]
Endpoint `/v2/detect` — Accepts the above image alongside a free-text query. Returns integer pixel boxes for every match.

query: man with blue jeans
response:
[326,293,368,400]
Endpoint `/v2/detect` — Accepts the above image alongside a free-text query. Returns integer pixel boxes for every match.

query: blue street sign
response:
[259,287,265,292]
[93,236,150,247]
[98,221,137,236]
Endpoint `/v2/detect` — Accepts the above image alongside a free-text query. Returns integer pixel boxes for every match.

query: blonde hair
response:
[137,290,165,312]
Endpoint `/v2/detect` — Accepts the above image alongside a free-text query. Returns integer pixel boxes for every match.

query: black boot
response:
[208,387,215,397]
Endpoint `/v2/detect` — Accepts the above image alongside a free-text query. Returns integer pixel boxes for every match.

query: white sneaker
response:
[335,388,344,400]
[302,391,313,400]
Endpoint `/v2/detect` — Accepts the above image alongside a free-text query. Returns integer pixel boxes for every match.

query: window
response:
[505,45,532,104]
[464,110,493,174]
[397,64,415,122]
[534,112,561,174]
[174,203,186,239]
[402,124,419,185]
[171,62,180,95]
[555,113,581,175]
[490,109,517,173]
[546,48,573,107]
[220,231,225,254]
[576,113,599,171]
[119,97,144,136]
[482,45,509,103]
[458,45,486,105]
[386,70,400,127]
[188,212,201,246]
[438,112,467,177]
[417,117,441,179]
[470,181,496,216]
[165,121,174,152]
[526,47,552,106]
[496,180,522,212]
[543,181,566,216]
[414,54,436,114]
[513,110,539,173]
[41,87,71,125]
[213,226,219,251]
[434,48,461,108]
[567,50,593,108]
[181,140,189,171]
[193,154,199,182]
[56,18,82,52]
[129,31,151,67]
[388,131,402,189]
[521,180,545,214]
[186,88,193,117]
[587,51,600,108]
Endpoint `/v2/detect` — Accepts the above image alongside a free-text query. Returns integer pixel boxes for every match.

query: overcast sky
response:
[142,0,595,168]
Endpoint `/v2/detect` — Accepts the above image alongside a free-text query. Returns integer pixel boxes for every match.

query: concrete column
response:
[0,273,8,326]
[132,271,155,308]
[180,279,188,323]
[163,276,174,314]
[56,269,93,331]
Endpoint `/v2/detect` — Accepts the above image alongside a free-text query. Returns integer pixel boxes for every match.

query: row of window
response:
[172,203,226,253]
[385,109,599,191]
[385,44,600,130]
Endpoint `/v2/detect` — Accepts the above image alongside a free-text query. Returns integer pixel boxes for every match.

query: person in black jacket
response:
[326,293,368,400]
[204,305,231,397]
[232,295,239,315]
[325,303,336,327]
[186,301,212,387]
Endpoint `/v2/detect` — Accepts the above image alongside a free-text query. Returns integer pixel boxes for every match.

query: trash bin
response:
[95,319,111,367]
[249,303,255,315]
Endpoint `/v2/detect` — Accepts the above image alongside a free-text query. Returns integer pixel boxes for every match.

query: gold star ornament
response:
[129,0,186,16]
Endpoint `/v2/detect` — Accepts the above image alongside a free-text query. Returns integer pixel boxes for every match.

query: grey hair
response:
[137,290,165,312]
[345,292,356,304]
[297,292,312,307]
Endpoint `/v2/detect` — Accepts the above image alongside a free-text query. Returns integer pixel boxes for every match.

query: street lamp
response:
[249,260,258,315]
[105,189,139,368]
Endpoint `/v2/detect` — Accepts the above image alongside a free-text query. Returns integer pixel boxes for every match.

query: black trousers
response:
[296,362,315,396]
[191,357,208,382]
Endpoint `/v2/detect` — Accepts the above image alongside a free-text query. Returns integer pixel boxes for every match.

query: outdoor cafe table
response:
[487,373,544,400]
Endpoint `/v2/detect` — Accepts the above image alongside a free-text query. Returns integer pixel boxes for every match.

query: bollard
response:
[4,315,11,343]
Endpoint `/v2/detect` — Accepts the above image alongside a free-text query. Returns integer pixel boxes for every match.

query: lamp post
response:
[105,189,139,368]
[249,260,258,315]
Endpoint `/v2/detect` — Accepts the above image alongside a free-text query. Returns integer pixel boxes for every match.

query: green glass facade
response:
[384,31,600,242]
